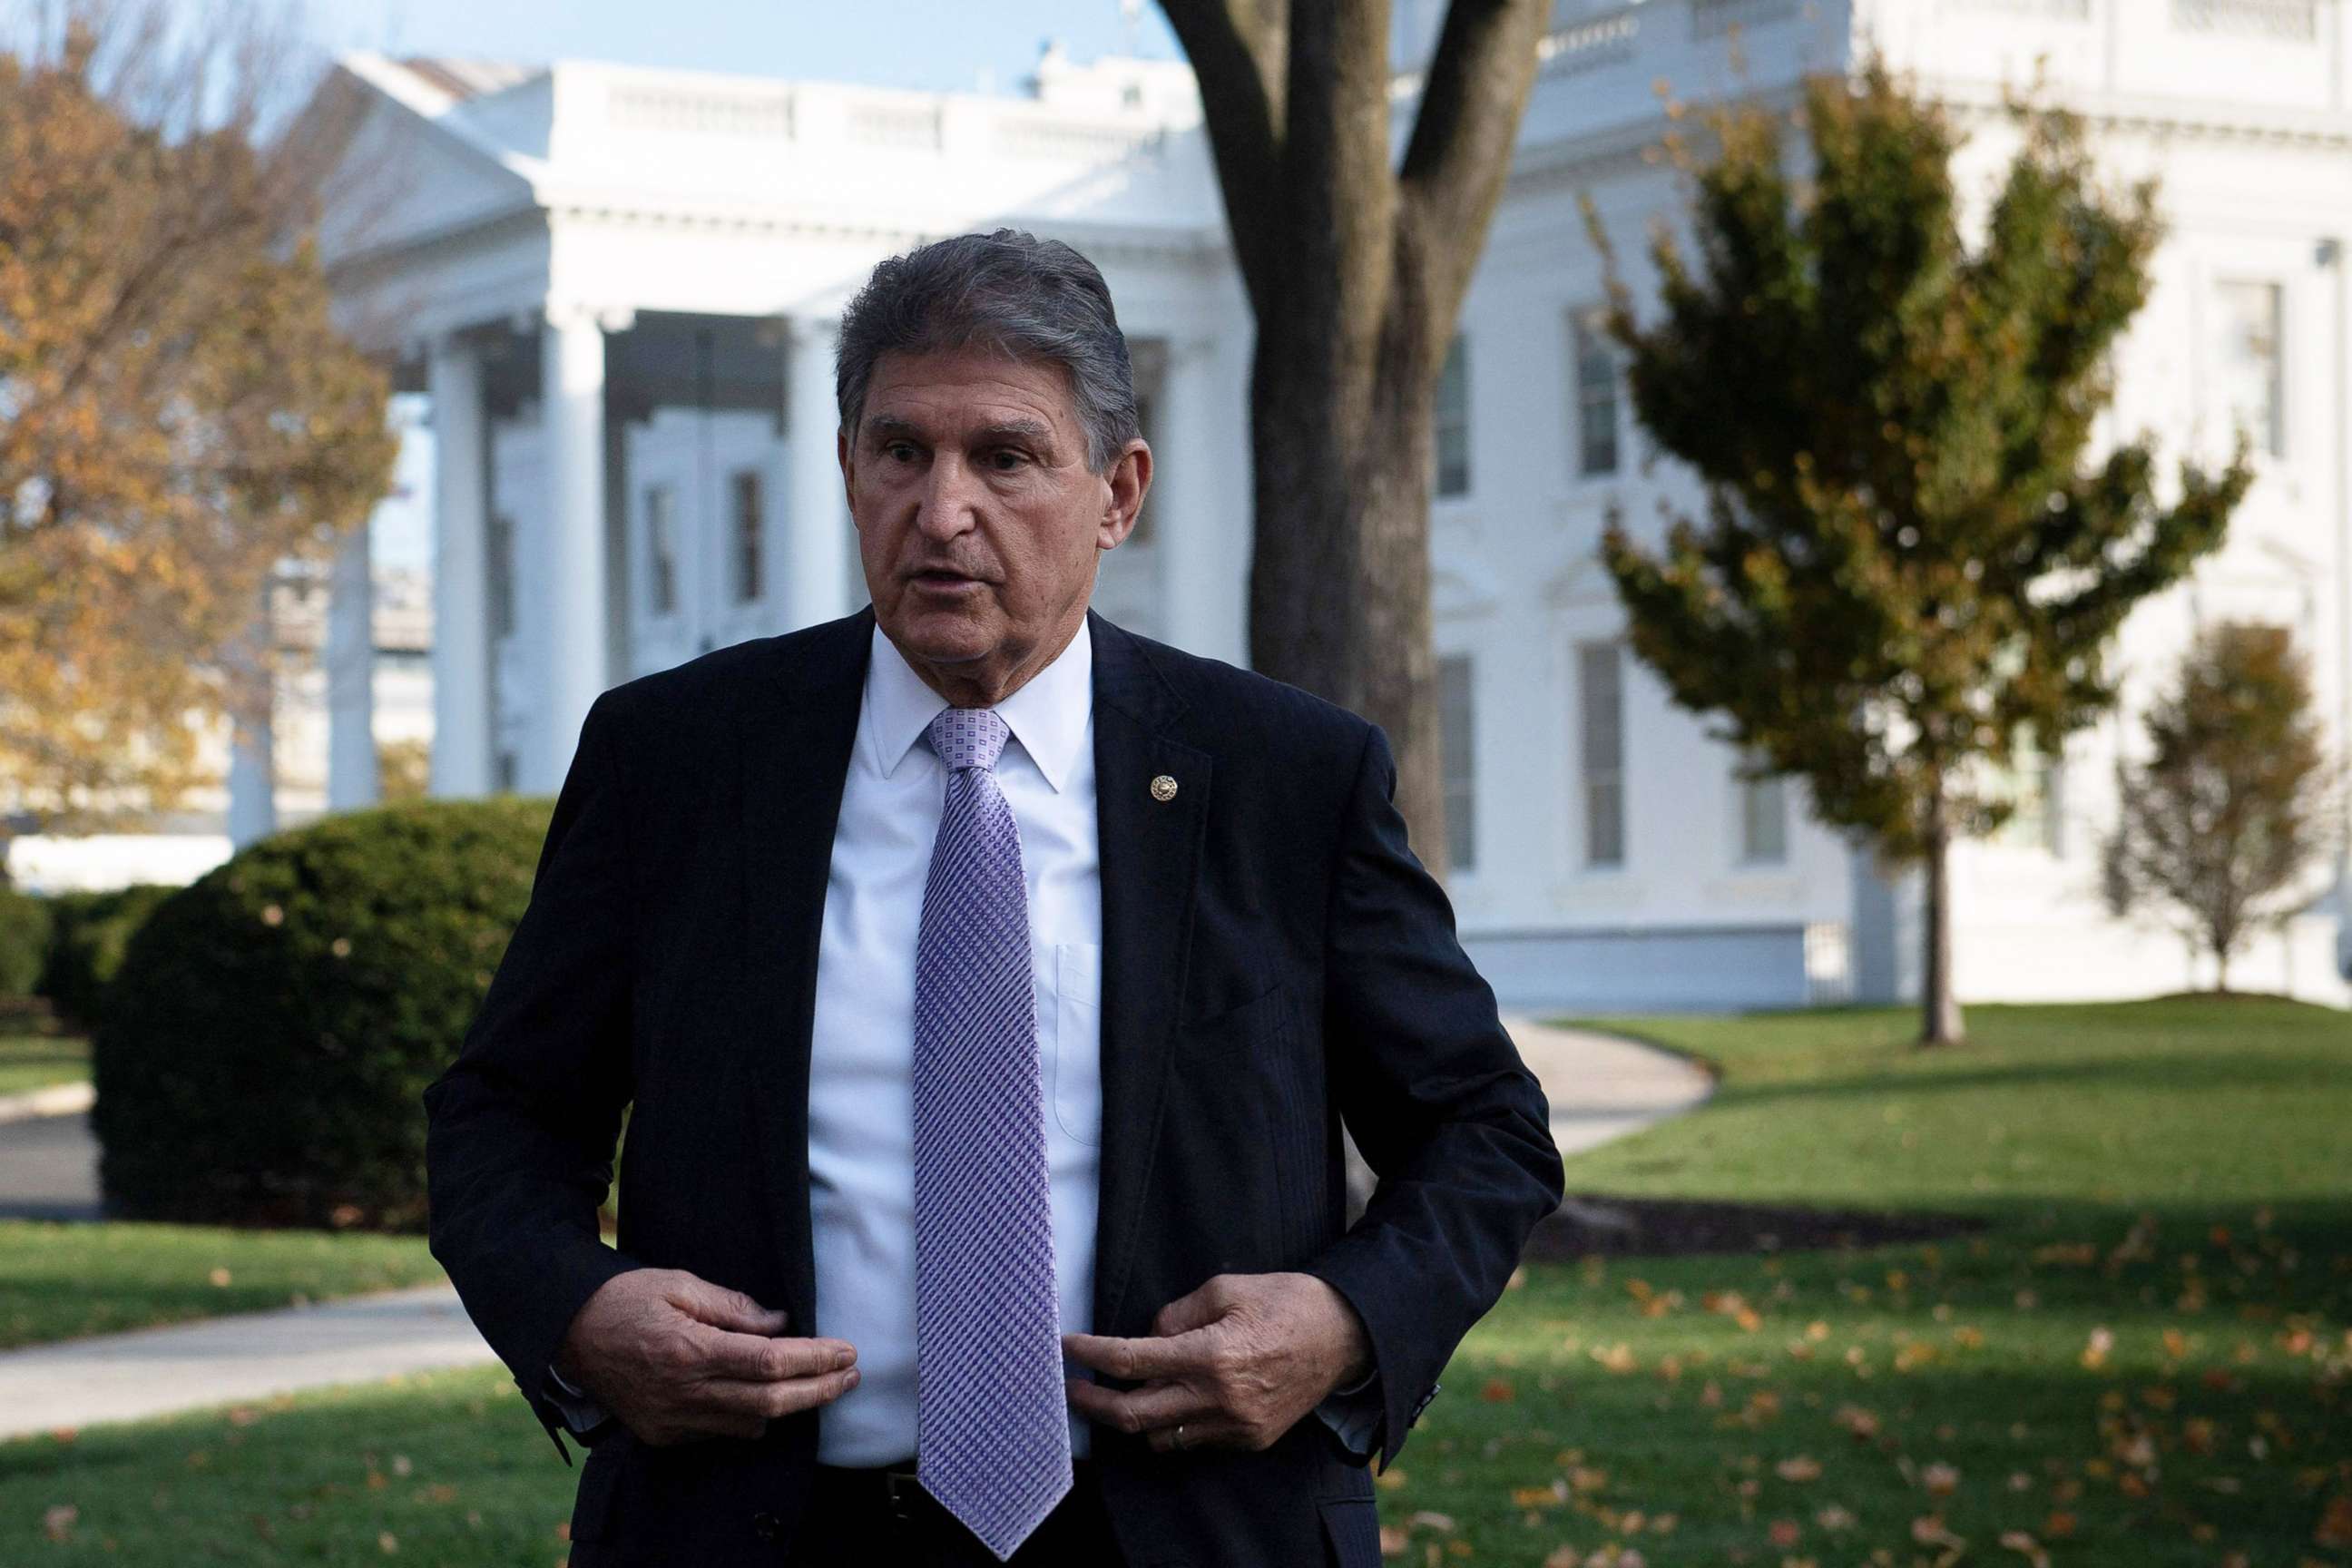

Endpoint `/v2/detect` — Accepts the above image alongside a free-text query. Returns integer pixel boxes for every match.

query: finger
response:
[1064,1375,1217,1437]
[669,1276,792,1337]
[1150,1278,1236,1338]
[697,1328,858,1383]
[1061,1328,1217,1382]
[697,1366,863,1422]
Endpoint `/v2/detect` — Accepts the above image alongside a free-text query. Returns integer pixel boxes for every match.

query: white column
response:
[542,305,613,792]
[224,582,277,848]
[786,315,856,629]
[324,514,378,811]
[427,334,493,799]
[1153,335,1248,666]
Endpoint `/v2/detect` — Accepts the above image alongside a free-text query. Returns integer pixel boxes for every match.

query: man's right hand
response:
[554,1268,859,1446]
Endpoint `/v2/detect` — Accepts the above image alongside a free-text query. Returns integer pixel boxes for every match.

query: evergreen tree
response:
[1583,58,2252,1045]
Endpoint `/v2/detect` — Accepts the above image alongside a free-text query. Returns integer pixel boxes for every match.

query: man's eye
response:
[987,449,1028,471]
[885,442,918,462]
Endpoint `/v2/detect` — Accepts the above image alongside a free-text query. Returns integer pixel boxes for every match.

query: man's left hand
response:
[1061,1272,1372,1453]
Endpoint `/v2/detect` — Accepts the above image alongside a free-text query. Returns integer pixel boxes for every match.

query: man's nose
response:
[912,453,982,540]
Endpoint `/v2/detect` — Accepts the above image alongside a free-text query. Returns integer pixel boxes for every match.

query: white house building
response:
[302,0,2352,1012]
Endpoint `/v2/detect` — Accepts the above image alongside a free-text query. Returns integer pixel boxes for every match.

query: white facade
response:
[312,0,2352,1010]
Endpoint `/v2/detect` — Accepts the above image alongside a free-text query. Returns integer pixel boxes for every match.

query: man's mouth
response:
[912,569,984,588]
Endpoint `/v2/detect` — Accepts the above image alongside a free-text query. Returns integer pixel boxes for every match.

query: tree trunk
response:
[1247,260,1449,880]
[1920,786,1965,1046]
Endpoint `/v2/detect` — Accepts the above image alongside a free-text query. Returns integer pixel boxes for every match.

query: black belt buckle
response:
[883,1467,924,1523]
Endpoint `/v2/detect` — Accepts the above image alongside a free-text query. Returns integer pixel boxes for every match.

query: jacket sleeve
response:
[422,690,650,1466]
[1300,722,1567,1474]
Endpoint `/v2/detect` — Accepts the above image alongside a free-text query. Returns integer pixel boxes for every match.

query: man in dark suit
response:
[422,229,1564,1567]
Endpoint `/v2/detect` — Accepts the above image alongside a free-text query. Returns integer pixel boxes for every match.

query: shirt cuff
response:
[544,1360,611,1433]
[1313,1364,1384,1457]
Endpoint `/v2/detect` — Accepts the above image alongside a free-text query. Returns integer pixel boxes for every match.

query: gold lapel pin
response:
[1149,774,1179,803]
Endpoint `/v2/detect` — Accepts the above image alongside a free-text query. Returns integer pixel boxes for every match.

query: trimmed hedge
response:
[38,884,176,1029]
[0,887,52,999]
[92,796,555,1231]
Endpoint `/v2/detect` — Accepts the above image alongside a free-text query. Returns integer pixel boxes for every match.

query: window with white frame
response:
[1434,334,1471,498]
[1577,640,1625,867]
[1572,306,1620,476]
[731,469,765,604]
[2171,0,2317,40]
[646,482,679,616]
[1437,653,1476,873]
[1990,744,2064,855]
[2212,279,2284,458]
[1736,748,1788,863]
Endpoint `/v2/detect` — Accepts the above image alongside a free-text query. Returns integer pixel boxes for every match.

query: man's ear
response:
[1098,438,1152,552]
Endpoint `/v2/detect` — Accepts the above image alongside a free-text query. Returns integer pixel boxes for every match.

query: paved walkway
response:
[1504,1014,1715,1158]
[0,1019,1710,1438]
[0,1284,500,1442]
[0,1106,103,1221]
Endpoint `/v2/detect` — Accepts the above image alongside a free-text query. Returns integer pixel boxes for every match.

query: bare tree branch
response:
[1158,0,1289,314]
[1397,0,1548,356]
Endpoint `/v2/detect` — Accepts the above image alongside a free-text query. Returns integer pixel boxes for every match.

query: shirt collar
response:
[864,617,1093,794]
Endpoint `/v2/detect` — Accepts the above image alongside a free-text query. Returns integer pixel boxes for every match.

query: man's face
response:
[842,345,1148,698]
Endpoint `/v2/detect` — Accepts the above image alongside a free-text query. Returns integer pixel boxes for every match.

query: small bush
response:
[39,884,177,1029]
[0,887,53,999]
[92,796,554,1230]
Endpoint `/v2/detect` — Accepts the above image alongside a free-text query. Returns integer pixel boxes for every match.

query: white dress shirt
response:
[549,617,1379,1463]
[808,617,1107,1465]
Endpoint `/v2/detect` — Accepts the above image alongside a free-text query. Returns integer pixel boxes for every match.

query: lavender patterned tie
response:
[912,706,1072,1562]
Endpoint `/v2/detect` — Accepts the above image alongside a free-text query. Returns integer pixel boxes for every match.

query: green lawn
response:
[0,996,2343,1565]
[0,1221,446,1350]
[0,1027,90,1097]
[1377,996,2352,1566]
[0,1364,570,1563]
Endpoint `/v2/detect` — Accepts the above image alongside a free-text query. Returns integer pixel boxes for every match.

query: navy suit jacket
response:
[421,605,1565,1567]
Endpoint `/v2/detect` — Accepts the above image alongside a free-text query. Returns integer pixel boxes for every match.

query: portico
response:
[312,51,1247,798]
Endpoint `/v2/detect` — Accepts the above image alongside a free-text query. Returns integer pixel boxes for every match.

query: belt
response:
[811,1458,1099,1525]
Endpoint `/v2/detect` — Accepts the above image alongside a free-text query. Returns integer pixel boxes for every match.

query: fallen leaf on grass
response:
[1775,1456,1822,1482]
[1997,1529,2050,1566]
[44,1504,76,1543]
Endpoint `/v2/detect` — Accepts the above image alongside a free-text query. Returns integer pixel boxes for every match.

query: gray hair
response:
[833,229,1141,475]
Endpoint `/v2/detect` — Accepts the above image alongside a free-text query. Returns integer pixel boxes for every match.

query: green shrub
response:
[39,884,177,1029]
[0,887,53,999]
[92,796,555,1231]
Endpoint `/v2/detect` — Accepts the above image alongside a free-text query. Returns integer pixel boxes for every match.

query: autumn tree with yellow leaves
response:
[0,3,396,863]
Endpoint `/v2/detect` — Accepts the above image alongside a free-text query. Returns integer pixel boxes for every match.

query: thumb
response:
[672,1276,791,1336]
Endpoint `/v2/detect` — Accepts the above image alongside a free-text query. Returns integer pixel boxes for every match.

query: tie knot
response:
[927,706,1010,773]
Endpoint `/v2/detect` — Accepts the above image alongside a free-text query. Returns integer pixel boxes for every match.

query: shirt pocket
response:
[1049,941,1102,1147]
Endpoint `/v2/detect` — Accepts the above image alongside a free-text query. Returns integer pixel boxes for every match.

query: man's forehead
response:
[861,347,1078,436]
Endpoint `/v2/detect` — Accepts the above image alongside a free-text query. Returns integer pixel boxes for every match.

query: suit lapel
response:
[739,605,873,1331]
[1086,610,1210,1336]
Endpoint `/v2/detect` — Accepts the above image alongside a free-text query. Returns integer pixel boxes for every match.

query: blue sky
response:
[297,0,1181,93]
